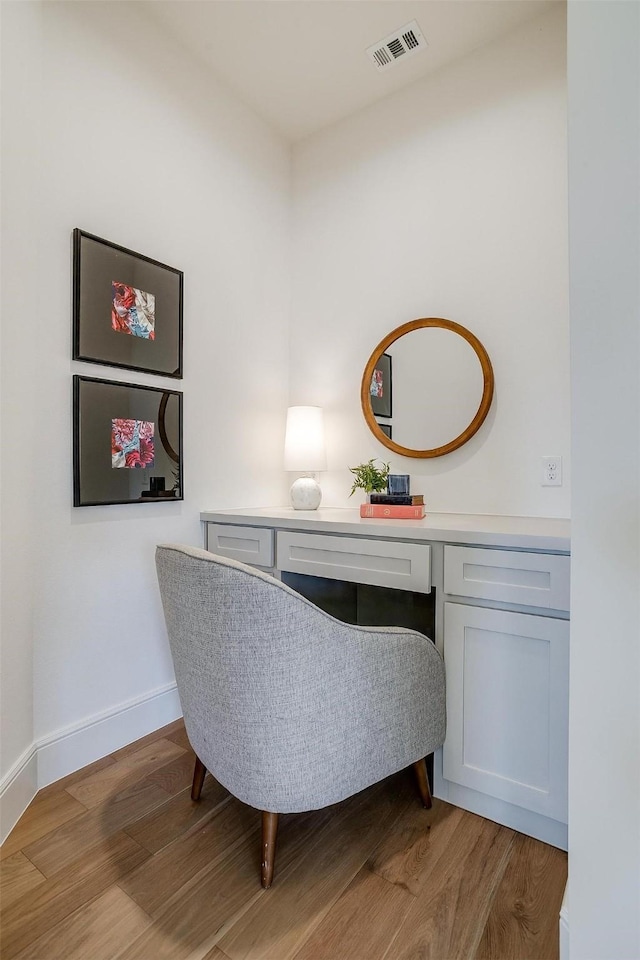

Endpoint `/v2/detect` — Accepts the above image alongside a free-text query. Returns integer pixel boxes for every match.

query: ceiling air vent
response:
[366,21,428,72]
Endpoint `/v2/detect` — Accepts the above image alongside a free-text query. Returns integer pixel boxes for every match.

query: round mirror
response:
[361,318,494,458]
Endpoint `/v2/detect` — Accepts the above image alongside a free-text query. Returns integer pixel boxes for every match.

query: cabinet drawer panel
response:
[443,603,568,822]
[206,524,273,568]
[277,532,431,593]
[444,545,570,610]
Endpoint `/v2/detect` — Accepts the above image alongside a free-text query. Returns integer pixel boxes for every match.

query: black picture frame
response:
[369,352,392,418]
[377,422,393,439]
[73,375,183,507]
[73,229,183,378]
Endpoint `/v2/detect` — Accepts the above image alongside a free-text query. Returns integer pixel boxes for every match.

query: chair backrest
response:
[156,543,360,809]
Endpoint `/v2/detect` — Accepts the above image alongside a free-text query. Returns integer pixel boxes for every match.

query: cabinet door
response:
[443,603,568,822]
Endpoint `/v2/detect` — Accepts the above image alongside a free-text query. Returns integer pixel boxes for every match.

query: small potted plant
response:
[348,458,390,500]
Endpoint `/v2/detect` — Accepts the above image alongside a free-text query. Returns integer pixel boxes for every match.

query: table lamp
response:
[284,405,327,510]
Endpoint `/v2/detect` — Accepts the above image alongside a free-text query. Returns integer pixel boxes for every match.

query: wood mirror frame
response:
[360,318,494,459]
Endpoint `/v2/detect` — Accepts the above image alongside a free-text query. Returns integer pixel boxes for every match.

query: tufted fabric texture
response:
[155,543,446,814]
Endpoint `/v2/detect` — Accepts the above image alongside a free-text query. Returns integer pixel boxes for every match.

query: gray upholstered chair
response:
[155,543,446,887]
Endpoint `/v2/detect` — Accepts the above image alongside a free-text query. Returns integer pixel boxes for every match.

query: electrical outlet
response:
[542,456,562,486]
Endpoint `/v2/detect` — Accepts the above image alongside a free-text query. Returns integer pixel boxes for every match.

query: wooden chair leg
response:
[191,756,207,801]
[261,811,279,888]
[412,758,433,809]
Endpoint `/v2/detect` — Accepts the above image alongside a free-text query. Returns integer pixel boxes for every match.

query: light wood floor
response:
[1,719,567,960]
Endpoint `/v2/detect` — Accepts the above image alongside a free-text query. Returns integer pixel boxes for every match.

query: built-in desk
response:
[200,507,571,849]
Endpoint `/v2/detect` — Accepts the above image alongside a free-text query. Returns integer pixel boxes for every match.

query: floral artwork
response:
[370,369,384,398]
[112,282,155,340]
[74,375,182,506]
[369,353,392,418]
[111,418,155,469]
[74,230,182,375]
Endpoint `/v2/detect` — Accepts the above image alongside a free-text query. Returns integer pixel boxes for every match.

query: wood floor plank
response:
[382,813,516,960]
[292,867,415,960]
[1,832,150,959]
[0,851,46,910]
[0,791,88,861]
[23,780,171,877]
[123,776,230,855]
[114,829,265,960]
[164,724,192,753]
[35,755,117,800]
[367,796,466,896]
[474,833,567,960]
[142,750,202,799]
[13,886,152,960]
[117,802,339,960]
[64,738,186,809]
[218,776,410,960]
[110,718,186,761]
[119,795,257,916]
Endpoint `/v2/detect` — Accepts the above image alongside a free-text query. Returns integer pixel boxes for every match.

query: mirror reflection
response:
[361,318,494,458]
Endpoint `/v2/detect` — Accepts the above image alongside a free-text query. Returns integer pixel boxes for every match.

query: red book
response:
[360,503,426,519]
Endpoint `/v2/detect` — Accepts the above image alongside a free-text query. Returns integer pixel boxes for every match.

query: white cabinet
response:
[441,545,570,849]
[443,603,569,822]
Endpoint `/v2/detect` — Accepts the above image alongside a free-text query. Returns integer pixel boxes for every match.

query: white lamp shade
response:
[284,406,327,472]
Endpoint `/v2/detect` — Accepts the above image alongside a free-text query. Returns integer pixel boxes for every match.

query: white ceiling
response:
[139,0,561,142]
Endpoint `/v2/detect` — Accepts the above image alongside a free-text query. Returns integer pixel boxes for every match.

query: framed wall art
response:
[73,229,183,377]
[369,352,392,418]
[73,375,183,507]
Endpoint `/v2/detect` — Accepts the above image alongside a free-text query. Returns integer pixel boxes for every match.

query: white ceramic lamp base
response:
[290,476,322,510]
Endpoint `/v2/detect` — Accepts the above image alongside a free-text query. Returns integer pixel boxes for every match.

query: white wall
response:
[0,0,291,834]
[0,0,42,839]
[567,2,640,957]
[291,6,570,517]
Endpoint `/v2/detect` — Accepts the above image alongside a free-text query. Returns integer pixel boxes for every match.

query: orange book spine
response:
[360,504,426,519]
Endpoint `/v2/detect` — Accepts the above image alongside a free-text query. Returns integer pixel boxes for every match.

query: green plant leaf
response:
[348,458,390,496]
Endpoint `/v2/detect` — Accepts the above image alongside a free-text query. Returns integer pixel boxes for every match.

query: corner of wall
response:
[0,681,182,843]
[0,745,38,846]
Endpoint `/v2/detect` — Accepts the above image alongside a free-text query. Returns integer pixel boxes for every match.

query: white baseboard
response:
[0,681,182,844]
[0,744,38,845]
[36,681,182,788]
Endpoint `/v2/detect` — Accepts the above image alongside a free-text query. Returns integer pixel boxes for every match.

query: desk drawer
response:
[444,545,570,611]
[277,531,431,593]
[206,523,274,568]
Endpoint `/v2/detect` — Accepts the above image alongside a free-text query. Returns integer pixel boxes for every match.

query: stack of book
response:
[360,494,425,519]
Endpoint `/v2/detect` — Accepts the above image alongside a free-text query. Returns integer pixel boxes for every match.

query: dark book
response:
[368,494,424,505]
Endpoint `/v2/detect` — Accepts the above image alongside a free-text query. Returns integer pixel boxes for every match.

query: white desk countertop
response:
[200,507,571,553]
